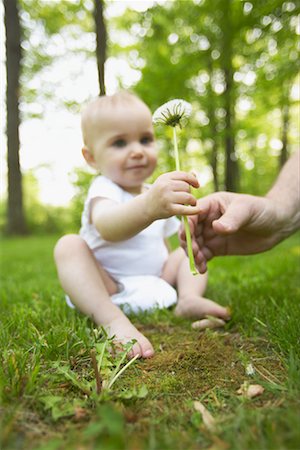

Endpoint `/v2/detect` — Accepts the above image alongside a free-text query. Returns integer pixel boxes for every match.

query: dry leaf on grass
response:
[74,406,89,420]
[192,317,226,331]
[237,382,264,398]
[245,363,255,376]
[193,400,216,432]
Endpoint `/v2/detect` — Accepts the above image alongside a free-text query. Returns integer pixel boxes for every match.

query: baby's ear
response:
[82,147,96,168]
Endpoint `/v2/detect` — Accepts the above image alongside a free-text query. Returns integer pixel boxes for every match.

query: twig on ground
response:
[90,349,102,394]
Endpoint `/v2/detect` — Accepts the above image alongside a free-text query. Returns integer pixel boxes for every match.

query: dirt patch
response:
[132,325,285,395]
[2,324,287,450]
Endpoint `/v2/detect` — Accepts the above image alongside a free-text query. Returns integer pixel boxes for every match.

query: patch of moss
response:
[3,322,290,450]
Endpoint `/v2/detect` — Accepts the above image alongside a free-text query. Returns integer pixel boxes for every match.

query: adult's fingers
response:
[194,252,207,274]
[212,199,251,235]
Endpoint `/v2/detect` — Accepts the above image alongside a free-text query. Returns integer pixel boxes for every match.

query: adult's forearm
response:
[266,150,300,239]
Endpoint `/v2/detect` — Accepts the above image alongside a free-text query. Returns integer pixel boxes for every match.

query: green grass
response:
[0,233,300,450]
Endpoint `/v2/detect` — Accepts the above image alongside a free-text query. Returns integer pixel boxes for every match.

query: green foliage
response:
[81,404,126,450]
[23,171,75,234]
[111,0,299,193]
[38,331,147,421]
[19,0,95,118]
[0,168,93,236]
[0,234,300,449]
[68,167,95,230]
[1,166,95,235]
[7,0,298,235]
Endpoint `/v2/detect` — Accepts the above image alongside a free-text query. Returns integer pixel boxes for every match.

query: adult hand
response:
[180,192,286,273]
[180,151,300,273]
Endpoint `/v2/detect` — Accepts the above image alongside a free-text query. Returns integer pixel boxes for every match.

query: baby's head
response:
[81,92,157,193]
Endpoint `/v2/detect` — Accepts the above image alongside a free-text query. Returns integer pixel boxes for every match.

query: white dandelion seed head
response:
[152,98,192,127]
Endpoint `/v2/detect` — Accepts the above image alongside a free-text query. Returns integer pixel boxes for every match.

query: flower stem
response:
[108,354,139,389]
[173,127,180,171]
[172,127,198,276]
[183,216,198,275]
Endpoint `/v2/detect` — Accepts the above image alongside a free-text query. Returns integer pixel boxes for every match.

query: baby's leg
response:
[161,248,229,320]
[54,234,154,358]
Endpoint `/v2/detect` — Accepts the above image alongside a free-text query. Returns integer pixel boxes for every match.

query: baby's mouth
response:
[127,165,147,170]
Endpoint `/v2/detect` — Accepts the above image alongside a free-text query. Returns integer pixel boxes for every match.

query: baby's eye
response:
[140,136,153,145]
[112,139,127,148]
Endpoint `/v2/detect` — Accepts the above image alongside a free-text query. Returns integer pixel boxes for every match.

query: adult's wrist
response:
[264,151,300,243]
[265,194,300,245]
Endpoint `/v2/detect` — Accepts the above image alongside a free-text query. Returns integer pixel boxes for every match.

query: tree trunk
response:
[94,0,106,96]
[224,66,238,191]
[4,0,27,234]
[222,0,238,192]
[211,140,219,191]
[280,102,289,169]
[207,61,219,191]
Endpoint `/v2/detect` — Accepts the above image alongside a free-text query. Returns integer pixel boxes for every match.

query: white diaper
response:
[65,275,177,314]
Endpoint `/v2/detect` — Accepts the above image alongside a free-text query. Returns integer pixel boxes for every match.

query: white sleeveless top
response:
[79,175,180,279]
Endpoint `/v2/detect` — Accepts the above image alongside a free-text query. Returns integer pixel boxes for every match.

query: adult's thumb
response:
[212,200,249,235]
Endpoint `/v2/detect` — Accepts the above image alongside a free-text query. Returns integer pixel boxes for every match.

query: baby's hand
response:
[145,171,200,221]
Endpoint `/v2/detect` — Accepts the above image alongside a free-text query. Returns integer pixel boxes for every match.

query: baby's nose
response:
[130,143,144,157]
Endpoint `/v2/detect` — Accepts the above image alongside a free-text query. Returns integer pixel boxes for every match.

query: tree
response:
[111,0,241,190]
[220,0,238,191]
[94,0,106,96]
[4,0,27,234]
[2,0,107,234]
[110,0,298,194]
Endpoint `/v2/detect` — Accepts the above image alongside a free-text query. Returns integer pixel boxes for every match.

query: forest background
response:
[2,0,300,236]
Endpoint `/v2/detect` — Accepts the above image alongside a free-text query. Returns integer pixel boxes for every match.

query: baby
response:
[54,92,229,358]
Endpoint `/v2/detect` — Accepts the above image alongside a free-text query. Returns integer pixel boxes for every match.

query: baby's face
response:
[88,102,157,194]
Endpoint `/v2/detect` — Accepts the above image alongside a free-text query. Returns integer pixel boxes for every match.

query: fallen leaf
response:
[74,406,88,420]
[192,318,226,331]
[245,363,255,376]
[237,382,264,398]
[193,400,216,432]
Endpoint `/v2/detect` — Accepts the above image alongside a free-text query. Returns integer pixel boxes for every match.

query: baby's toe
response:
[128,341,142,359]
[208,302,230,320]
[127,335,154,359]
[189,297,230,320]
[139,335,154,359]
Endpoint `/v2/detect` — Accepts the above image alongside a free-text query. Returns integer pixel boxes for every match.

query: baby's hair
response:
[81,91,148,150]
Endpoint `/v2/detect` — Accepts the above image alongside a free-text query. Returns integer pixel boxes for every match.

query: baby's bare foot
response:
[175,296,230,321]
[105,316,154,359]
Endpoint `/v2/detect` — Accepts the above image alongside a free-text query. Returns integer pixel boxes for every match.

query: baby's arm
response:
[91,171,201,242]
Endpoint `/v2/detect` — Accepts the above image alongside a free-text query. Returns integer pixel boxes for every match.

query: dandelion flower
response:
[153,98,198,275]
[152,99,192,128]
